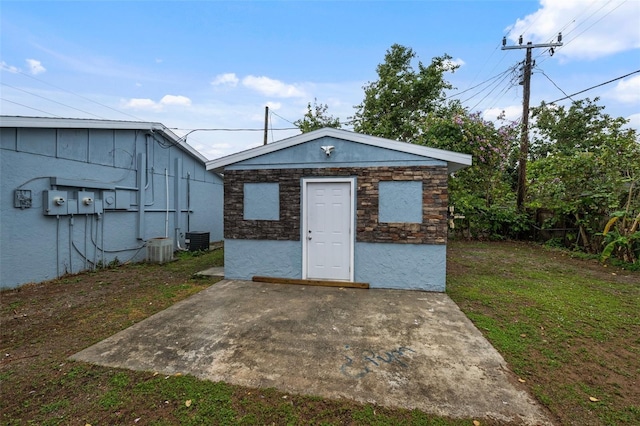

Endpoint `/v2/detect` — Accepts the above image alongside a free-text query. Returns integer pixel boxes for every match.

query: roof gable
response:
[206,128,472,173]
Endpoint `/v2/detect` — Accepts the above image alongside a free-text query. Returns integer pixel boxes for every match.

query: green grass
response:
[2,242,638,425]
[447,240,640,425]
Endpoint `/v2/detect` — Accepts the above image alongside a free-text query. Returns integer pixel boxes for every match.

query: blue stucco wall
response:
[223,239,445,291]
[227,136,447,170]
[0,127,223,289]
[244,182,279,220]
[224,239,302,280]
[355,242,446,291]
[379,180,423,223]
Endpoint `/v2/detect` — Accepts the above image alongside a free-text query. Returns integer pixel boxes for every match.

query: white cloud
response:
[626,113,640,131]
[443,58,466,70]
[506,0,640,61]
[1,59,46,75]
[194,142,232,161]
[26,59,46,75]
[482,105,522,123]
[266,101,282,110]
[242,75,306,98]
[122,95,192,111]
[122,98,161,111]
[160,94,192,106]
[605,75,640,104]
[1,61,19,73]
[211,73,239,87]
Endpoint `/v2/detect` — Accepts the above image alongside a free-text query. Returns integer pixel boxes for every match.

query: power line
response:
[271,107,355,128]
[0,97,64,117]
[447,67,514,100]
[562,0,621,42]
[536,0,626,66]
[459,42,504,94]
[484,76,521,112]
[535,68,575,102]
[7,69,147,121]
[467,68,518,112]
[1,82,107,119]
[171,127,299,133]
[270,110,297,126]
[547,69,640,104]
[468,65,519,102]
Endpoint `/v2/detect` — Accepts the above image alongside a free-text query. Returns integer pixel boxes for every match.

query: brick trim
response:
[224,166,448,244]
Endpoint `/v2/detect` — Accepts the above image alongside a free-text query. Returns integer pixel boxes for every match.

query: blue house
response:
[0,116,223,289]
[207,128,471,292]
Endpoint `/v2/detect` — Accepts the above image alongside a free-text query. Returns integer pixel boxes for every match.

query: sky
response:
[1,0,639,160]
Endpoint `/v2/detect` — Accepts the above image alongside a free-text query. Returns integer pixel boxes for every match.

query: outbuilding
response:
[207,128,471,292]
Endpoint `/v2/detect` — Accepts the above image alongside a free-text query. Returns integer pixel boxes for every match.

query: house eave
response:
[0,116,208,164]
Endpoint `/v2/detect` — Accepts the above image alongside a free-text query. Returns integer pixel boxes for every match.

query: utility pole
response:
[502,33,562,210]
[263,105,269,145]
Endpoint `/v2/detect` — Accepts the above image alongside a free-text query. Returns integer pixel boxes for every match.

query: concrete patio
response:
[71,279,553,425]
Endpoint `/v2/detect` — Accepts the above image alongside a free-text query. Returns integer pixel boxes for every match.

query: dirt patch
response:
[2,265,209,363]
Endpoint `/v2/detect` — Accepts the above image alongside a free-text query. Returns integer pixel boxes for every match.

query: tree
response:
[530,98,631,160]
[351,44,458,142]
[418,106,523,238]
[527,98,640,254]
[294,99,341,133]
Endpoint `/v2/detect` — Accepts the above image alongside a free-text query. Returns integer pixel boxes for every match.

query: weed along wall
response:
[0,117,223,289]
[208,128,472,292]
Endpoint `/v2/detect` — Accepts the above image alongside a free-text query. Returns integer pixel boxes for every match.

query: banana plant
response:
[601,182,640,265]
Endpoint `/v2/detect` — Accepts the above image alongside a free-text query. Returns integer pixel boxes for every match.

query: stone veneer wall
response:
[224,165,448,244]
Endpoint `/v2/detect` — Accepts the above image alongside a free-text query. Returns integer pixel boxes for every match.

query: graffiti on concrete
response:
[340,345,415,378]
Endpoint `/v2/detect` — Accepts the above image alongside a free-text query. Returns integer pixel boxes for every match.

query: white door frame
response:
[301,177,355,281]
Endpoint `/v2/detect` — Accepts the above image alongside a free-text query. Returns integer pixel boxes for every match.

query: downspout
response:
[165,168,169,238]
[174,158,187,251]
[93,214,100,269]
[145,135,151,190]
[187,172,191,232]
[144,134,155,206]
[68,216,74,274]
[101,210,105,267]
[84,214,88,270]
[137,153,146,240]
[56,215,61,277]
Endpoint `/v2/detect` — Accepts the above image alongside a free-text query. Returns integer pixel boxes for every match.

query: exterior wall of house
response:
[355,243,446,291]
[224,239,302,280]
[222,137,450,291]
[223,239,446,291]
[0,127,223,289]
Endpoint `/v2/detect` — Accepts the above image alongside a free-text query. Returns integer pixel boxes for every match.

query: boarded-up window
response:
[244,183,279,220]
[378,181,422,223]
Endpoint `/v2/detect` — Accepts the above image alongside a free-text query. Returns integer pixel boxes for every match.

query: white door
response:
[304,180,353,281]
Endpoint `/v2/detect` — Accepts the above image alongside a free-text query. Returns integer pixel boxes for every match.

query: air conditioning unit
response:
[185,232,210,252]
[147,238,173,263]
